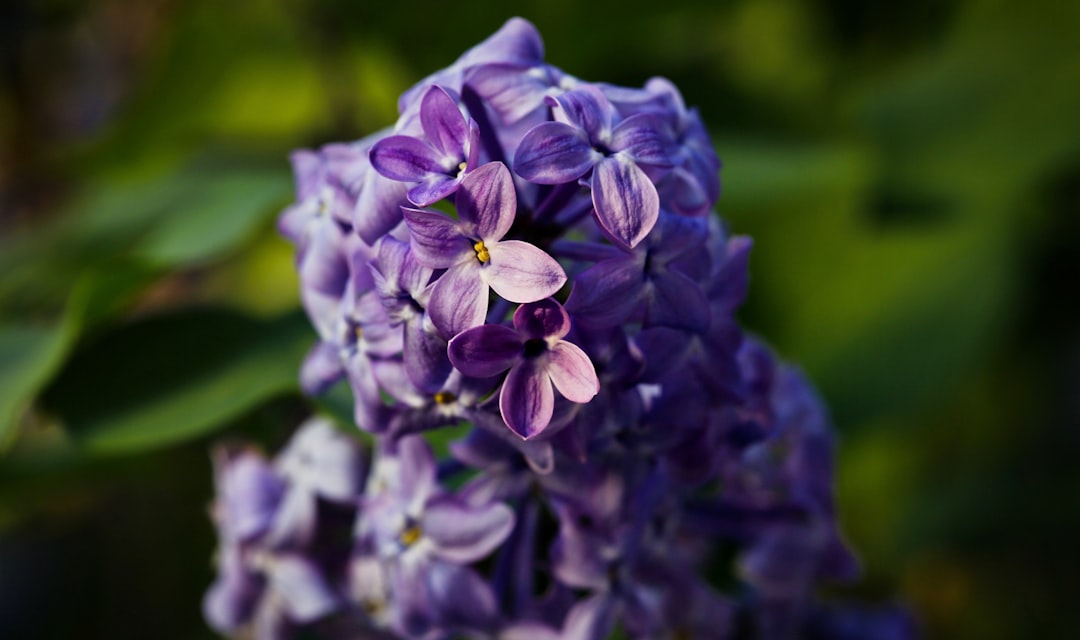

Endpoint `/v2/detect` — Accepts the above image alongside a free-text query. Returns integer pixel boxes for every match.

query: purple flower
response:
[370,85,481,207]
[513,84,672,249]
[448,298,598,439]
[403,161,567,338]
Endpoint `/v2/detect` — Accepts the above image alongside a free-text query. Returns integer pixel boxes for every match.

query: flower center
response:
[433,391,457,405]
[400,523,422,547]
[473,240,490,264]
[523,338,547,359]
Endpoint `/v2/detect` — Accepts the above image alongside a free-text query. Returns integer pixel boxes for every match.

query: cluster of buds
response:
[204,18,914,640]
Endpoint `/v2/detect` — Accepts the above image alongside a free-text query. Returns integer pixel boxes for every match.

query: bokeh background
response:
[1,1,1078,638]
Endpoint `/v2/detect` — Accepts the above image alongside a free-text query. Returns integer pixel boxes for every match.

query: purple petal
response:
[547,342,599,403]
[276,418,366,501]
[610,113,674,166]
[354,168,410,244]
[551,85,613,139]
[562,592,618,640]
[394,435,438,505]
[514,121,597,184]
[564,257,644,329]
[500,361,554,439]
[423,562,499,633]
[203,545,261,632]
[428,263,489,338]
[465,63,553,124]
[423,497,515,563]
[407,174,461,207]
[370,135,446,182]
[269,554,340,623]
[299,341,344,396]
[420,86,468,157]
[456,162,517,240]
[401,207,471,268]
[483,240,567,303]
[512,298,571,340]
[289,149,322,201]
[591,155,660,249]
[644,269,709,332]
[448,324,523,377]
[403,317,452,394]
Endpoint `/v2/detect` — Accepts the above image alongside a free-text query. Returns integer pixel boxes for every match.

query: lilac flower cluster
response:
[205,18,914,640]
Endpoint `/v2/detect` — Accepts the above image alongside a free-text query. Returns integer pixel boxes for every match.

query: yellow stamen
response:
[473,240,490,264]
[355,326,364,341]
[400,524,422,547]
[458,161,468,173]
[433,391,457,405]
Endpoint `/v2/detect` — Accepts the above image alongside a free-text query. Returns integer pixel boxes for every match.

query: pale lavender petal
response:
[203,545,261,632]
[447,324,523,377]
[465,63,552,124]
[428,263,489,338]
[514,121,597,184]
[512,297,571,340]
[404,317,452,394]
[423,497,515,563]
[420,85,468,157]
[483,240,567,303]
[299,341,344,396]
[456,161,517,240]
[269,554,341,623]
[401,207,471,268]
[562,592,618,640]
[500,361,554,439]
[546,342,599,403]
[394,435,438,505]
[501,622,562,640]
[564,258,644,329]
[370,135,446,181]
[591,155,660,249]
[289,149,322,201]
[354,168,410,244]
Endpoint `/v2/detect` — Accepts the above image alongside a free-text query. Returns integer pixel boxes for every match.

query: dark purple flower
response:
[370,85,481,207]
[403,161,566,338]
[448,298,598,439]
[514,84,673,248]
[564,212,710,332]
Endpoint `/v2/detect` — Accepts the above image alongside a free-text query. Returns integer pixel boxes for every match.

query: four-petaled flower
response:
[448,298,599,439]
[402,161,567,338]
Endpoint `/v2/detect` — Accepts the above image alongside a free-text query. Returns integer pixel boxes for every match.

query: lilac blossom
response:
[403,161,566,338]
[370,85,481,207]
[448,298,598,439]
[514,84,673,248]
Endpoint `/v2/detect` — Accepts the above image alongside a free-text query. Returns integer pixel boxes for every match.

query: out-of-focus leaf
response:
[41,307,313,454]
[132,168,290,267]
[0,324,73,451]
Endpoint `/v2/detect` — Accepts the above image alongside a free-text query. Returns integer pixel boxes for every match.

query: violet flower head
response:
[226,16,908,640]
[448,298,598,439]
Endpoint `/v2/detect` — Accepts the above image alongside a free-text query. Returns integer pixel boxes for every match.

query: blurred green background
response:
[1,0,1078,638]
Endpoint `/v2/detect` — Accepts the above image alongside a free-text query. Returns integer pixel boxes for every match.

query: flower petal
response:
[420,86,468,157]
[500,361,554,439]
[370,135,446,182]
[610,113,674,166]
[644,269,709,333]
[401,207,471,268]
[456,162,517,240]
[547,341,599,403]
[448,324,523,378]
[428,263,489,338]
[483,240,567,303]
[514,121,597,184]
[564,257,645,329]
[512,298,571,340]
[423,497,515,563]
[407,175,461,207]
[269,553,341,623]
[591,155,660,249]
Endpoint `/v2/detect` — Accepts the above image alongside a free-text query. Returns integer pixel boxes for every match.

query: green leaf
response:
[41,307,314,455]
[0,324,75,451]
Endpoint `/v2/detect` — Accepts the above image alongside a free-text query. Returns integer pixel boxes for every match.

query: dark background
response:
[1,1,1078,638]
